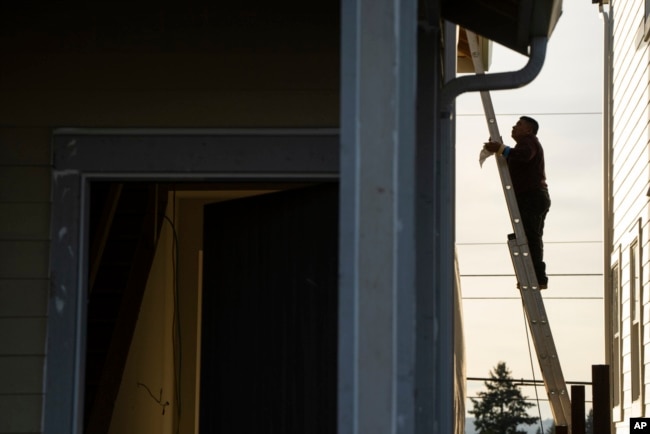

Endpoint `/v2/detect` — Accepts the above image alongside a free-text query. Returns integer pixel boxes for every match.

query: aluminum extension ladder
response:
[465,30,572,429]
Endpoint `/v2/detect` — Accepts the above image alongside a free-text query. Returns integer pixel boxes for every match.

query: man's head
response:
[511,116,539,140]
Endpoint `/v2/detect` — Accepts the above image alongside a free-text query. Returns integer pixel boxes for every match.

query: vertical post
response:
[44,170,84,434]
[430,18,457,434]
[571,385,585,434]
[339,0,418,433]
[415,10,447,434]
[592,365,611,434]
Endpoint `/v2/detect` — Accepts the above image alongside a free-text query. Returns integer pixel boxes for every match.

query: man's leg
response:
[517,191,550,286]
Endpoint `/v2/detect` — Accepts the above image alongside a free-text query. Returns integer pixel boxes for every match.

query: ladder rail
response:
[465,30,572,429]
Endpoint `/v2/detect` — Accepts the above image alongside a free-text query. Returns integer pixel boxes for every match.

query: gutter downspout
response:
[440,36,549,109]
[433,34,547,434]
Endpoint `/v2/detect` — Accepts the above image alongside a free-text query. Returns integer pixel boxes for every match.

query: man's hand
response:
[483,141,503,153]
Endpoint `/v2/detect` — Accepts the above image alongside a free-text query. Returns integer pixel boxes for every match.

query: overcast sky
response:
[455,1,606,423]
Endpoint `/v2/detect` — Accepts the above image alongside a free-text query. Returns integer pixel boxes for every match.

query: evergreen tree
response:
[585,409,594,434]
[533,410,593,434]
[535,424,554,434]
[469,361,538,433]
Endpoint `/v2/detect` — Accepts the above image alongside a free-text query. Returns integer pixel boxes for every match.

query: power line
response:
[460,273,602,277]
[466,395,594,405]
[467,377,592,386]
[458,112,602,117]
[457,240,602,246]
[463,296,603,300]
[466,376,595,403]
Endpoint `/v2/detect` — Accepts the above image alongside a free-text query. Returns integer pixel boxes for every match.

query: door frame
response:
[45,128,339,434]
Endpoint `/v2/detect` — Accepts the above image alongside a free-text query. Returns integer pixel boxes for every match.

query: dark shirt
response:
[505,134,548,195]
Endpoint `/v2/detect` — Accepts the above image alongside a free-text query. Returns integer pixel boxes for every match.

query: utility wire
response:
[460,273,602,277]
[521,300,544,433]
[467,377,592,386]
[466,395,594,404]
[458,112,602,117]
[457,240,602,246]
[463,297,603,300]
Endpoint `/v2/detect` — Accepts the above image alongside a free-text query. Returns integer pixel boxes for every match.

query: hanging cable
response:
[521,301,545,434]
[164,192,182,434]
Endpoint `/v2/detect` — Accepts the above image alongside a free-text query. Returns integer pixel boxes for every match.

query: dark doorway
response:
[199,183,339,433]
[84,182,169,434]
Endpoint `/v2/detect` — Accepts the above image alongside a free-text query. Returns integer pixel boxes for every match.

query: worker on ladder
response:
[484,116,551,289]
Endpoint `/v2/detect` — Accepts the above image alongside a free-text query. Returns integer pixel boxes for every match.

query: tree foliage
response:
[535,409,594,434]
[535,424,554,434]
[469,361,538,434]
[585,409,594,434]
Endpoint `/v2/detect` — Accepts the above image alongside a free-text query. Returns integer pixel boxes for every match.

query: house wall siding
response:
[611,0,650,430]
[0,128,51,433]
[0,5,340,433]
